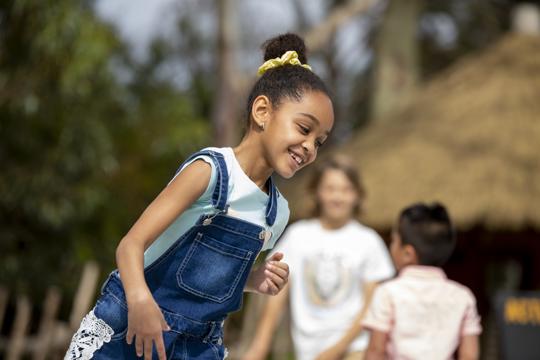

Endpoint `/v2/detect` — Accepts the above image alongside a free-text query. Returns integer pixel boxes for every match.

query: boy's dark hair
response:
[398,202,456,267]
[245,33,332,128]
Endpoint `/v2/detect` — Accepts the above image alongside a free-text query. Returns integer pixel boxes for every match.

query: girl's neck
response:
[233,138,273,190]
[319,216,351,230]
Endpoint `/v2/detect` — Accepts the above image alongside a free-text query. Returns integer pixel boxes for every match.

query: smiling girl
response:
[65,33,334,360]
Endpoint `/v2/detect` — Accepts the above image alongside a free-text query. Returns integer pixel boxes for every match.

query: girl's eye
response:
[298,125,310,135]
[315,140,324,148]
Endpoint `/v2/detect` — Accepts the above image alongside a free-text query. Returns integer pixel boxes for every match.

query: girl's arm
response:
[242,283,290,360]
[458,335,479,360]
[116,160,211,360]
[365,330,388,360]
[314,281,378,360]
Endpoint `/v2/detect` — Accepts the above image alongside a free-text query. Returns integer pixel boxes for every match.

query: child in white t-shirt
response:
[244,157,395,360]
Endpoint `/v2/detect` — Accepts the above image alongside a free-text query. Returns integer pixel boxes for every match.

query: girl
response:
[65,33,334,360]
[243,157,394,360]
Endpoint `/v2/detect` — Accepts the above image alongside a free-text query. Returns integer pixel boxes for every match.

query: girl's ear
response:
[251,95,272,130]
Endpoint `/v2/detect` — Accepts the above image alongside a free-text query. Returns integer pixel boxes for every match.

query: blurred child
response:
[243,157,394,360]
[363,203,482,360]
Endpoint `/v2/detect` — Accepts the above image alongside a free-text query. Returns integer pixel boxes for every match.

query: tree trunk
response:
[304,0,380,52]
[212,0,239,146]
[372,0,423,120]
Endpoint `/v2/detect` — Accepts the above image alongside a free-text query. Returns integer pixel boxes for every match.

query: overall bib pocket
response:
[176,232,253,303]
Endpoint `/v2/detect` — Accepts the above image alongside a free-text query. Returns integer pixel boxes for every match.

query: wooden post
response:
[32,287,61,360]
[6,295,31,360]
[69,261,100,330]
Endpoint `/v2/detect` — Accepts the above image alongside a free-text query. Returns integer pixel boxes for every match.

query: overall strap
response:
[265,176,278,226]
[174,150,229,212]
[176,150,279,226]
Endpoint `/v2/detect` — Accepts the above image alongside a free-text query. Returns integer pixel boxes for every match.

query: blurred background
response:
[1,0,539,359]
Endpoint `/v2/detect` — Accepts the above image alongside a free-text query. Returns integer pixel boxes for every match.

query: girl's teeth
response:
[290,152,302,165]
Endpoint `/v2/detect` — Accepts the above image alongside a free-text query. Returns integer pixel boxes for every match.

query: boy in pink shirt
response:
[363,203,482,360]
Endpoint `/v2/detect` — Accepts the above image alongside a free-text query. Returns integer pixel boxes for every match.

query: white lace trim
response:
[64,310,115,360]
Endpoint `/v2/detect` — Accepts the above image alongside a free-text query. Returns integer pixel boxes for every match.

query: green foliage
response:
[0,0,210,298]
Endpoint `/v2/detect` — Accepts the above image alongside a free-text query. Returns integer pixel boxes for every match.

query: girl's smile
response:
[288,149,305,167]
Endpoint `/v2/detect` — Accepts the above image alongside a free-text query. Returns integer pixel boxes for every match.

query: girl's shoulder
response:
[190,146,231,160]
[180,147,228,168]
[180,147,234,175]
[198,147,239,176]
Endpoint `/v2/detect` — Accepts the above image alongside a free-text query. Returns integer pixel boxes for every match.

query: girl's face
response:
[256,91,334,179]
[316,168,358,222]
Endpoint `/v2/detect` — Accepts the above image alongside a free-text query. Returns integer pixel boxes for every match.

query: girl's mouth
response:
[288,150,305,166]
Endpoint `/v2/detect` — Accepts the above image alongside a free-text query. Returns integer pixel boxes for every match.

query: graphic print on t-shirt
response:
[303,252,353,306]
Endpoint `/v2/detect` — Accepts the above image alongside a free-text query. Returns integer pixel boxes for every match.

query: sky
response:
[94,0,307,62]
[94,0,180,61]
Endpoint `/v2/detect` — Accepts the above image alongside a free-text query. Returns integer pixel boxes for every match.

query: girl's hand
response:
[126,291,170,360]
[247,252,289,295]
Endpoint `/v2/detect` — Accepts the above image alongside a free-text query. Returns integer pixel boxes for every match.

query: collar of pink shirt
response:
[398,265,447,279]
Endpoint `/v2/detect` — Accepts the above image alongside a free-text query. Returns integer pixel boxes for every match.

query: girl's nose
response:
[302,140,315,156]
[301,145,312,162]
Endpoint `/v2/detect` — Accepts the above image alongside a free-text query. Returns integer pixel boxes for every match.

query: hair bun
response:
[262,33,307,63]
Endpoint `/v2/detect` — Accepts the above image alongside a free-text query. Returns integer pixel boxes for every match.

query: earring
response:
[259,122,265,131]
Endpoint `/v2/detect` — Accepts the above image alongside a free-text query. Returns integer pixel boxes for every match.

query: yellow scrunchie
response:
[257,50,312,76]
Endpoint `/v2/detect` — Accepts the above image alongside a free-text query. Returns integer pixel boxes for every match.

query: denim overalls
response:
[66,150,279,360]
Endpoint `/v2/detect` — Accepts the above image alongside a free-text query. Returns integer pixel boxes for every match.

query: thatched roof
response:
[281,34,540,230]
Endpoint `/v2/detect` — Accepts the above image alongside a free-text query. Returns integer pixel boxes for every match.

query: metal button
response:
[259,230,272,242]
[203,218,212,226]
